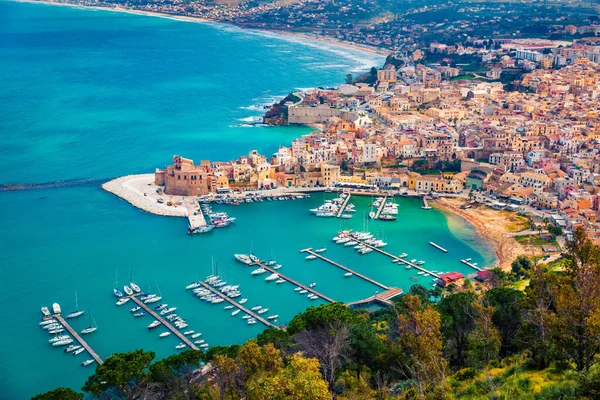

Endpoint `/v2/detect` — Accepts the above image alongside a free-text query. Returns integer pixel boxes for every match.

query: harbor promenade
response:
[193,281,278,329]
[53,314,103,365]
[300,249,389,290]
[250,261,336,303]
[129,296,199,350]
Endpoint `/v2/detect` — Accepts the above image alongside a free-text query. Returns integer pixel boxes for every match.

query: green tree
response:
[438,292,477,369]
[287,302,356,335]
[468,299,501,368]
[149,350,205,399]
[511,256,532,278]
[82,350,155,400]
[32,388,82,400]
[484,287,525,357]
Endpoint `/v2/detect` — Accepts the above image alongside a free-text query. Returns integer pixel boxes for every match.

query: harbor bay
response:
[0,2,493,397]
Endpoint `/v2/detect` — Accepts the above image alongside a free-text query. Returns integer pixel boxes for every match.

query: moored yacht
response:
[251,267,266,275]
[130,282,141,293]
[123,285,134,296]
[234,254,252,265]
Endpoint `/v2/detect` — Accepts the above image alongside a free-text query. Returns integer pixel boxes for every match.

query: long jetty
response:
[300,249,389,290]
[251,261,336,303]
[129,296,199,350]
[373,196,388,219]
[429,242,448,253]
[346,288,403,308]
[194,281,278,329]
[53,314,103,365]
[336,194,352,218]
[461,259,482,271]
[350,237,440,278]
[422,197,431,209]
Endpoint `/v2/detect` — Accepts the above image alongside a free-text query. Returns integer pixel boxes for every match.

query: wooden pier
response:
[53,314,103,365]
[336,194,352,218]
[300,249,389,290]
[350,237,440,278]
[129,296,199,350]
[251,261,336,303]
[346,288,403,308]
[193,281,279,329]
[421,197,432,210]
[373,196,388,220]
[461,259,482,271]
[429,242,448,253]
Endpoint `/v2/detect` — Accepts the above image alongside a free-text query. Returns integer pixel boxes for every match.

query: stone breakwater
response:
[102,174,189,217]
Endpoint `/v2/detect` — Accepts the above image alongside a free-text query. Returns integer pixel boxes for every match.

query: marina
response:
[128,296,199,350]
[249,260,336,303]
[52,314,103,365]
[192,281,279,329]
[300,248,390,290]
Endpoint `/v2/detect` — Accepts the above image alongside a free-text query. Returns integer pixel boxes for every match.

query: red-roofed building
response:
[437,272,464,287]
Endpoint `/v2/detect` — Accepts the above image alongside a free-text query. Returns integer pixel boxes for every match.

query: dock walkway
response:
[129,296,199,350]
[301,249,389,290]
[251,261,336,303]
[429,242,448,253]
[374,196,388,219]
[346,288,403,308]
[187,204,207,230]
[422,197,431,209]
[336,194,352,218]
[351,238,440,278]
[461,259,482,271]
[194,281,278,329]
[54,314,103,365]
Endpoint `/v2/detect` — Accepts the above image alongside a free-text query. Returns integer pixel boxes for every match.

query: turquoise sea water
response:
[0,2,494,398]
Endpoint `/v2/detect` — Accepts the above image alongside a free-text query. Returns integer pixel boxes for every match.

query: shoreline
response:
[433,197,528,271]
[13,0,388,60]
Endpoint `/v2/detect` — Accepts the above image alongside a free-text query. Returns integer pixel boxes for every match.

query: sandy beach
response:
[433,197,531,271]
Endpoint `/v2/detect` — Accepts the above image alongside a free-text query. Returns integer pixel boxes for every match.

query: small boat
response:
[200,344,209,348]
[49,335,70,343]
[81,312,97,335]
[247,320,257,325]
[305,255,317,260]
[144,296,162,304]
[309,295,318,300]
[265,260,277,266]
[251,268,266,275]
[175,343,186,350]
[194,340,205,344]
[273,264,282,270]
[294,287,302,292]
[130,307,141,313]
[257,308,269,314]
[315,248,326,253]
[186,282,200,290]
[81,360,95,367]
[344,272,353,277]
[154,304,168,311]
[52,339,73,347]
[299,290,308,294]
[160,307,177,315]
[308,282,316,288]
[251,305,262,311]
[191,333,202,338]
[73,348,85,356]
[417,271,424,275]
[249,253,259,263]
[134,312,146,317]
[242,315,251,319]
[267,315,278,320]
[234,254,252,265]
[116,298,130,306]
[113,289,123,298]
[159,332,171,338]
[41,306,51,318]
[148,320,161,329]
[64,345,81,353]
[265,273,279,282]
[239,299,248,304]
[405,265,412,270]
[410,259,417,263]
[52,303,61,315]
[65,291,85,319]
[184,330,195,335]
[275,279,285,284]
[39,319,56,326]
[231,309,240,316]
[399,253,408,258]
[130,282,141,293]
[48,328,65,334]
[123,285,134,296]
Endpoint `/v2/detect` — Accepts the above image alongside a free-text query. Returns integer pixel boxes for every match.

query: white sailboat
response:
[65,291,85,319]
[81,311,97,335]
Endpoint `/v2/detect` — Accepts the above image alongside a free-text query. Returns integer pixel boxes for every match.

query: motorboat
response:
[81,360,95,367]
[186,282,201,290]
[257,308,269,314]
[309,295,318,300]
[273,264,282,270]
[160,307,176,315]
[399,253,408,258]
[239,299,248,304]
[305,255,317,260]
[73,348,85,356]
[234,254,252,265]
[130,282,141,293]
[247,320,257,325]
[159,332,171,338]
[49,335,70,343]
[48,328,65,334]
[194,340,205,344]
[175,323,188,329]
[231,309,240,316]
[251,268,266,275]
[175,343,186,350]
[267,315,278,320]
[64,345,81,353]
[43,323,61,330]
[183,330,194,335]
[123,285,134,296]
[148,320,161,329]
[344,272,353,277]
[315,248,326,253]
[275,279,285,284]
[130,307,141,313]
[113,289,123,298]
[41,306,51,318]
[191,333,202,338]
[294,287,302,292]
[308,282,316,288]
[416,261,425,265]
[410,259,417,264]
[242,315,251,319]
[116,298,130,306]
[251,305,262,311]
[154,304,168,311]
[344,241,358,247]
[39,319,56,326]
[144,296,162,304]
[52,303,61,315]
[52,339,73,347]
[134,312,146,317]
[299,290,308,294]
[417,271,425,275]
[224,305,234,310]
[200,344,209,348]
[265,273,279,282]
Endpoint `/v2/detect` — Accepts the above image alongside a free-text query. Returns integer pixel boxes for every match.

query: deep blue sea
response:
[0,2,494,398]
